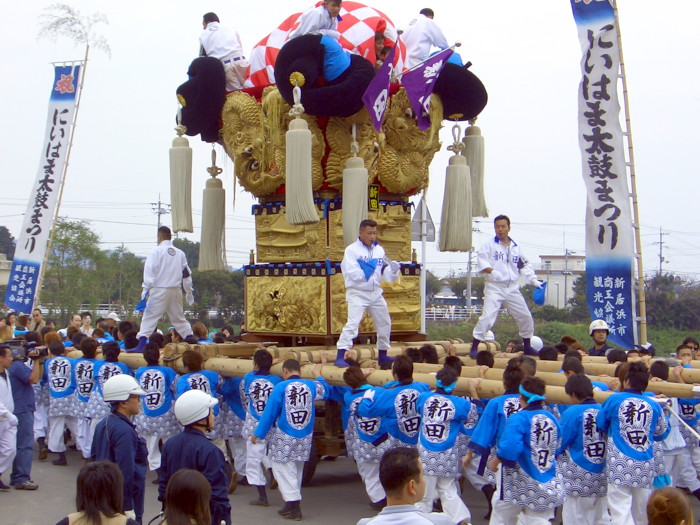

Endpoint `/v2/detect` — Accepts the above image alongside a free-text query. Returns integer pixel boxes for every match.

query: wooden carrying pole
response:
[62,348,698,402]
[612,0,647,344]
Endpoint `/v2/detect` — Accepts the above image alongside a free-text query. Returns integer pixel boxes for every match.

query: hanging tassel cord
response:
[447,124,465,156]
[351,122,360,157]
[289,84,305,120]
[208,146,223,179]
[175,106,187,137]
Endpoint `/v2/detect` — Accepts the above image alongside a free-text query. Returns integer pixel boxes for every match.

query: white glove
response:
[362,389,375,402]
[8,413,18,427]
[390,261,400,273]
[325,29,341,40]
[124,510,136,520]
[186,292,195,306]
[532,280,544,289]
[141,288,149,300]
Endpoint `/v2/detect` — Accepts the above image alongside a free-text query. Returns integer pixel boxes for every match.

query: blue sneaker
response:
[334,349,349,367]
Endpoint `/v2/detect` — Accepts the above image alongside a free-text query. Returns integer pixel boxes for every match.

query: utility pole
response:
[466,248,474,310]
[151,194,171,231]
[653,226,669,275]
[563,247,574,308]
[466,224,480,311]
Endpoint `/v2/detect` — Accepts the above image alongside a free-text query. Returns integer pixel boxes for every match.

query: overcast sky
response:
[0,1,697,279]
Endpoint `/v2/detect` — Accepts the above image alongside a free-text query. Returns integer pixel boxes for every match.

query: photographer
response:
[0,344,17,490]
[9,333,47,490]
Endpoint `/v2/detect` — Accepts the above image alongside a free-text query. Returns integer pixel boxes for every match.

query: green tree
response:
[41,219,106,320]
[444,272,469,306]
[425,271,443,304]
[645,273,680,328]
[0,226,15,259]
[174,238,200,269]
[191,269,244,325]
[567,274,589,322]
[101,245,145,313]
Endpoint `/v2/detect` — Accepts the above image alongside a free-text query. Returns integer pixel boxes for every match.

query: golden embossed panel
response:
[246,273,327,335]
[255,206,327,262]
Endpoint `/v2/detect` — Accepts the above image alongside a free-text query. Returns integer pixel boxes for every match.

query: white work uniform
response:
[292,5,340,40]
[200,21,248,91]
[337,239,400,351]
[137,240,194,340]
[0,370,17,476]
[472,236,539,341]
[400,14,449,69]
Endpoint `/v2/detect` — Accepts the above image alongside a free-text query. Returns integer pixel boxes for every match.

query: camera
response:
[6,340,47,362]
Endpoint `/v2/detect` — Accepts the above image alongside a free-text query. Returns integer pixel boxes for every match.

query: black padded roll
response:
[176,57,226,142]
[433,63,488,121]
[275,35,375,117]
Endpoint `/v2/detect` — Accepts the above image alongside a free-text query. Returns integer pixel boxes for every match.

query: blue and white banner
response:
[4,64,82,314]
[570,0,634,347]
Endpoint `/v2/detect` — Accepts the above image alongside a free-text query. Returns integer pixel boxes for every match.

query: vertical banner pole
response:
[420,191,427,334]
[35,45,90,310]
[612,1,647,345]
[570,0,636,348]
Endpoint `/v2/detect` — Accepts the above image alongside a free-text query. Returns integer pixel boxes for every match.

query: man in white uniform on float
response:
[335,219,400,368]
[134,226,196,352]
[199,12,248,92]
[470,215,542,358]
[400,7,449,69]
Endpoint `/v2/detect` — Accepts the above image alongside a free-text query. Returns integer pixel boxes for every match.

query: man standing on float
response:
[470,215,542,357]
[335,219,400,367]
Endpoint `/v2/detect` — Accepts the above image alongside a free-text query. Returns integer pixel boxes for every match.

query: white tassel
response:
[198,149,227,271]
[285,85,319,225]
[342,124,368,246]
[169,114,193,232]
[464,120,488,218]
[439,125,473,252]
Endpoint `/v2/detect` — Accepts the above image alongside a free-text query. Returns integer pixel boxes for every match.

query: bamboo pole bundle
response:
[159,357,612,405]
[458,356,700,385]
[411,362,697,398]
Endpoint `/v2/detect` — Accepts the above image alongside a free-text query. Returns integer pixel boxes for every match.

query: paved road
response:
[6,446,700,524]
[3,446,495,525]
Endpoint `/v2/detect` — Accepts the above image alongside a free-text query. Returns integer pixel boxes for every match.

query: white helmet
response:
[102,375,146,402]
[485,330,495,341]
[530,336,544,352]
[589,319,610,336]
[174,390,218,426]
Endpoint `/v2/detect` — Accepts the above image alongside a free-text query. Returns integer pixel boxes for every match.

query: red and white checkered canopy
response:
[244,1,406,88]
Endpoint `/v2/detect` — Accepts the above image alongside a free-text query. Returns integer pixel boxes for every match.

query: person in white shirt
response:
[292,0,342,40]
[470,215,542,357]
[134,227,196,351]
[0,345,17,491]
[199,12,248,92]
[356,447,453,525]
[335,219,400,368]
[400,8,449,70]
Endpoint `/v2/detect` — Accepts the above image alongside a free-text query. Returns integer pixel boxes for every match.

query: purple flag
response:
[362,46,397,131]
[402,49,453,130]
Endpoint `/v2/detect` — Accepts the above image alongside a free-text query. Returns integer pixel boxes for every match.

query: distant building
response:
[0,254,11,286]
[534,254,585,309]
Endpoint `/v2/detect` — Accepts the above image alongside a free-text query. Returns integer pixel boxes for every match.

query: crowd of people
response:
[1,311,700,525]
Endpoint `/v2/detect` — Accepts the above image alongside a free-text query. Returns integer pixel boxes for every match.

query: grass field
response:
[426,317,694,356]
